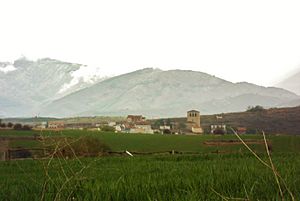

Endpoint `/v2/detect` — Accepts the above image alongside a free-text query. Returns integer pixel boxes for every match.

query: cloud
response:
[58,65,103,94]
[0,65,16,73]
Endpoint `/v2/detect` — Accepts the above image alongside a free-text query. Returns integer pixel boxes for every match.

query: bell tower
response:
[187,110,200,127]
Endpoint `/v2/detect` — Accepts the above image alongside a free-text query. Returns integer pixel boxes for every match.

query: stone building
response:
[48,121,65,130]
[186,110,203,134]
[126,115,145,124]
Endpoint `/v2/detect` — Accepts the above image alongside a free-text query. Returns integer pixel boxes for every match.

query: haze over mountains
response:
[276,68,300,96]
[1,58,299,117]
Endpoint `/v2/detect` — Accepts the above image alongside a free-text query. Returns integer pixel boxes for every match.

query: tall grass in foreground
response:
[236,130,295,201]
[1,155,299,200]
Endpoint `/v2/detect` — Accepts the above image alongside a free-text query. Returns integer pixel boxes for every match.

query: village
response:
[27,110,247,135]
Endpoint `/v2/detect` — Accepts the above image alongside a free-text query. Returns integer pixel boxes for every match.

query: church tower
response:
[186,110,203,134]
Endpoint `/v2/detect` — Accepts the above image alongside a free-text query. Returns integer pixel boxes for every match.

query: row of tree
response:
[0,119,32,130]
[0,122,14,128]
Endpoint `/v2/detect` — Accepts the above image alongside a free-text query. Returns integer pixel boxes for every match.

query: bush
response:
[7,122,13,128]
[22,125,32,130]
[58,136,111,157]
[101,125,115,132]
[0,123,6,128]
[246,128,257,134]
[13,124,31,130]
[13,123,23,130]
[247,105,264,112]
[213,128,225,135]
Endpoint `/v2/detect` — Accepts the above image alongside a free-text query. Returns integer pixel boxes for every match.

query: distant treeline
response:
[0,119,31,130]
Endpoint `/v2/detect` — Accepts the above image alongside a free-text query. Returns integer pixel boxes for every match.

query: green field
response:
[0,130,300,200]
[3,130,300,153]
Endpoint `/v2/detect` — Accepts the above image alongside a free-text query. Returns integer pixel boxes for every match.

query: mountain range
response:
[0,57,104,117]
[1,58,299,117]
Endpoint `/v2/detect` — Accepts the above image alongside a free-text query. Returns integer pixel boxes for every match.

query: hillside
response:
[41,68,299,117]
[276,69,300,95]
[0,57,104,117]
[156,106,300,135]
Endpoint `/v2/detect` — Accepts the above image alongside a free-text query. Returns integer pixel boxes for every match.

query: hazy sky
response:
[1,0,300,86]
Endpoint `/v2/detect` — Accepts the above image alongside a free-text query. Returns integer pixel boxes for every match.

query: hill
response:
[276,69,300,95]
[41,68,299,117]
[155,106,300,135]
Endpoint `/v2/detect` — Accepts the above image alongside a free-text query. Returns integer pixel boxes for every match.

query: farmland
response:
[0,130,300,200]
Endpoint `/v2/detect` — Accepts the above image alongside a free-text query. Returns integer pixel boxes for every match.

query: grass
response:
[1,130,300,200]
[2,129,300,153]
[0,154,299,201]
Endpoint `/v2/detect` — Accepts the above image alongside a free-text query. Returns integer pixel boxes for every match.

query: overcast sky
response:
[1,0,300,86]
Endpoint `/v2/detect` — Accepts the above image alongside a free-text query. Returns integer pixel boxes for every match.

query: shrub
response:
[13,124,31,130]
[101,125,115,132]
[22,125,32,130]
[213,128,225,135]
[13,123,23,130]
[247,105,265,112]
[246,128,257,134]
[58,136,111,157]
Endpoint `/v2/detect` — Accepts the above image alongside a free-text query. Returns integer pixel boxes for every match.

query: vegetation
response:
[12,123,32,130]
[163,106,300,135]
[212,128,226,135]
[1,130,300,200]
[0,122,14,129]
[100,125,115,132]
[0,154,299,201]
[7,122,13,128]
[1,130,300,153]
[53,136,111,158]
[246,105,265,112]
[13,123,23,130]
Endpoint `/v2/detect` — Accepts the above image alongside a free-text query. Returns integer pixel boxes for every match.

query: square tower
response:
[187,110,201,127]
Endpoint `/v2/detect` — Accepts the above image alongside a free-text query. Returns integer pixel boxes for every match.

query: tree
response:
[22,125,32,130]
[7,122,13,128]
[153,119,164,129]
[246,105,264,112]
[163,129,171,134]
[13,123,23,130]
[178,122,187,130]
[0,123,6,128]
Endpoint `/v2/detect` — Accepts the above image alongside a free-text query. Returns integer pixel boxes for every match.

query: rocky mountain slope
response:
[0,57,104,117]
[40,68,300,117]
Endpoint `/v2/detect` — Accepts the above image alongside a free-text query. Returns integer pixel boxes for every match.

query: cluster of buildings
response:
[34,110,247,135]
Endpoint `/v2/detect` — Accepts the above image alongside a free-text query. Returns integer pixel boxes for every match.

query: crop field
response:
[0,130,300,200]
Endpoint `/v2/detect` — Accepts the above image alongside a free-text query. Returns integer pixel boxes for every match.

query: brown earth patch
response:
[203,139,271,146]
[0,139,9,152]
